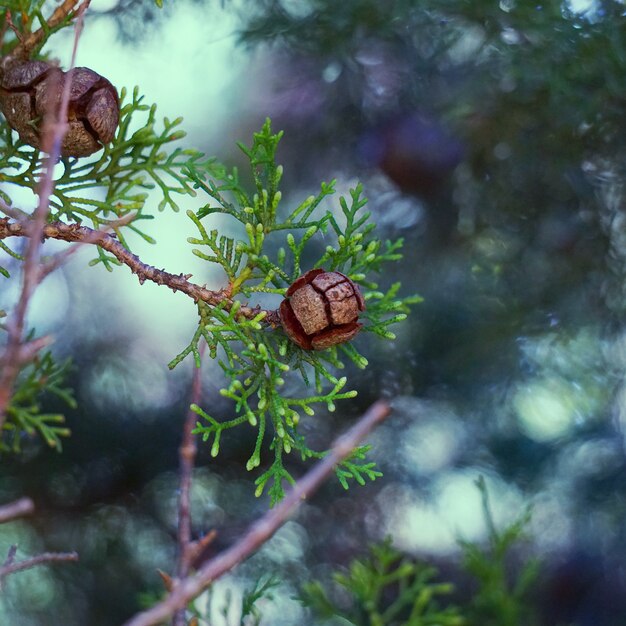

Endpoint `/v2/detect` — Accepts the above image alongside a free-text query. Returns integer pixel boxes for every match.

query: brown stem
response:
[0,12,9,51]
[172,341,206,626]
[0,497,35,523]
[0,218,280,325]
[38,211,138,280]
[0,502,79,587]
[3,0,83,63]
[0,200,29,221]
[122,400,391,626]
[3,545,17,567]
[0,550,78,580]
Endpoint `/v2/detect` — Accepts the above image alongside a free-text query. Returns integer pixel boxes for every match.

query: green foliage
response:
[336,444,383,490]
[2,309,73,454]
[302,479,539,626]
[0,3,415,495]
[2,349,75,452]
[140,490,537,625]
[184,575,280,626]
[240,575,281,626]
[458,477,540,626]
[302,538,465,626]
[170,119,417,504]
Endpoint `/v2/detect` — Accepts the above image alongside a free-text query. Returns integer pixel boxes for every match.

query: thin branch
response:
[0,498,35,523]
[4,11,23,47]
[0,11,9,50]
[122,400,391,626]
[186,530,217,565]
[0,502,79,586]
[0,218,279,324]
[173,340,206,626]
[3,545,17,568]
[0,199,29,222]
[0,11,86,430]
[2,0,83,63]
[0,550,78,580]
[38,211,138,279]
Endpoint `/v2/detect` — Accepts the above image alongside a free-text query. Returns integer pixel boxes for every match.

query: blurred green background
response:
[3,0,626,624]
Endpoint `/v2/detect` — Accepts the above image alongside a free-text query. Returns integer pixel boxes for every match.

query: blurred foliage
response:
[184,575,281,625]
[302,539,465,626]
[229,2,626,625]
[459,477,539,626]
[301,478,537,626]
[236,0,625,291]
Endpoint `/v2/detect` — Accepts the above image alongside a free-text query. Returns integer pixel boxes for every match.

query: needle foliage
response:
[300,479,538,626]
[172,119,419,504]
[0,4,417,504]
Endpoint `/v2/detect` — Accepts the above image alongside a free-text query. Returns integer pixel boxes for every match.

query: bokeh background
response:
[2,0,626,624]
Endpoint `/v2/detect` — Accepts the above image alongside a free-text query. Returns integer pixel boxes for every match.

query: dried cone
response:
[279,269,366,350]
[0,61,119,157]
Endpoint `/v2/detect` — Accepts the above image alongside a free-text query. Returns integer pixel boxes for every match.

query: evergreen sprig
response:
[184,574,280,626]
[459,477,540,626]
[0,5,218,451]
[302,538,465,626]
[3,349,74,452]
[336,444,383,490]
[240,575,281,625]
[301,480,540,626]
[170,119,418,503]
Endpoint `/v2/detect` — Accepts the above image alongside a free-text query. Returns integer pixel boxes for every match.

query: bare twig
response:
[3,545,17,568]
[122,400,391,626]
[15,335,54,365]
[0,550,78,580]
[38,211,138,279]
[0,218,279,324]
[0,11,88,427]
[173,341,206,626]
[0,501,79,586]
[187,529,217,565]
[0,199,29,222]
[3,11,21,47]
[0,498,35,523]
